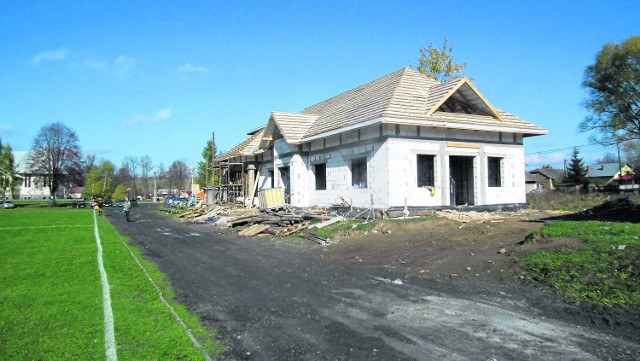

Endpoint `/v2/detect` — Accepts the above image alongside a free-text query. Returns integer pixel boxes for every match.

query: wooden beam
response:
[446,141,480,149]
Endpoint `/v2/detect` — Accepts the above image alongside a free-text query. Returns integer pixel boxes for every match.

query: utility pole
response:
[211,131,216,188]
[153,171,157,203]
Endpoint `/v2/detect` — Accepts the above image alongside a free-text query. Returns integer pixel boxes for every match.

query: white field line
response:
[0,225,93,230]
[120,240,213,361]
[93,212,117,361]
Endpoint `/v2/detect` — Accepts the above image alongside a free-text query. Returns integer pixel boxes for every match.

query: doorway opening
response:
[278,166,290,202]
[449,156,475,206]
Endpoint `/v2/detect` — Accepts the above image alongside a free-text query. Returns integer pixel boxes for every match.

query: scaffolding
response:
[212,157,246,207]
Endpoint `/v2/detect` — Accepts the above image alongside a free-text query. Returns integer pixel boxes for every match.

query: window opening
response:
[488,157,502,187]
[417,155,435,187]
[351,158,367,188]
[315,163,326,190]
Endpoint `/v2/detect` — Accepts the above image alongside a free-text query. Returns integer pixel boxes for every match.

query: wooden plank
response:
[239,224,270,237]
[309,216,344,229]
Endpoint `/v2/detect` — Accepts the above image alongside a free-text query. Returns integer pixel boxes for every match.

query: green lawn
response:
[0,208,222,359]
[520,221,640,306]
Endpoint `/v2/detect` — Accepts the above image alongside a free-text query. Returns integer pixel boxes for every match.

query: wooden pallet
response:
[277,221,309,236]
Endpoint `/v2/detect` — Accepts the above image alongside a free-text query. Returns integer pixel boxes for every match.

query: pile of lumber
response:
[226,207,331,242]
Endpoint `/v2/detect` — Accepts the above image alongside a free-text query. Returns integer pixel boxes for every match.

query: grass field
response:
[520,221,640,306]
[0,207,222,359]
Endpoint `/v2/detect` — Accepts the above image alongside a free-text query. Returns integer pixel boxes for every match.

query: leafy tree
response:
[112,184,126,201]
[566,148,588,186]
[0,139,18,200]
[579,36,640,144]
[84,166,101,199]
[412,38,468,82]
[28,122,83,205]
[197,134,217,187]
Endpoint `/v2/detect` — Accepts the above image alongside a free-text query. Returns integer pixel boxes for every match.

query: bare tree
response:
[29,122,83,205]
[84,154,96,173]
[167,160,189,195]
[122,155,139,196]
[140,155,153,193]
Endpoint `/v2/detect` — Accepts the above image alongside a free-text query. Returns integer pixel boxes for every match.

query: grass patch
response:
[518,221,640,306]
[312,219,377,239]
[0,208,222,359]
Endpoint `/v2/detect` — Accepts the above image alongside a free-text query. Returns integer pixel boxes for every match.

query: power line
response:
[525,143,612,155]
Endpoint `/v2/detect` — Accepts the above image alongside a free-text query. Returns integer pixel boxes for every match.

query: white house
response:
[12,151,67,200]
[218,68,547,210]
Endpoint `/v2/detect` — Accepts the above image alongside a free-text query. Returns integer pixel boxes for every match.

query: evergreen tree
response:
[197,133,217,186]
[566,148,588,185]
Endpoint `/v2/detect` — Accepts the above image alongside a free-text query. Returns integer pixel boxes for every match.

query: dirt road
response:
[109,205,639,360]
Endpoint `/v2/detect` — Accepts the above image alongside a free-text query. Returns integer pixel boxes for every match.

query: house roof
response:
[524,172,536,182]
[530,168,564,180]
[216,128,265,162]
[261,67,546,144]
[586,163,624,178]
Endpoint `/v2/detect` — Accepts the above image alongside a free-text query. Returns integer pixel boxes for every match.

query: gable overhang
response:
[301,117,384,143]
[426,78,504,122]
[382,117,548,136]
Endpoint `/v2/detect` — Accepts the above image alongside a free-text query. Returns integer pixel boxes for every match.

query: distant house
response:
[586,162,639,191]
[524,171,537,193]
[528,168,564,191]
[68,186,84,199]
[217,67,547,210]
[12,151,67,200]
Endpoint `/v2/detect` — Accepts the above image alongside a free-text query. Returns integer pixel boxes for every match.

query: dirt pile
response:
[579,197,640,222]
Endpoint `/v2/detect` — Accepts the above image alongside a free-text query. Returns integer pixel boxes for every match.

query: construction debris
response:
[436,209,506,223]
[176,203,331,243]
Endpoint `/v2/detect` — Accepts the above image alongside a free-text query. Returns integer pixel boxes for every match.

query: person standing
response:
[98,198,104,216]
[123,197,132,222]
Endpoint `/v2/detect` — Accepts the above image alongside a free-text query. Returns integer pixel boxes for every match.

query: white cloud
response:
[31,48,70,65]
[82,59,107,71]
[113,55,135,76]
[125,108,172,126]
[525,152,567,169]
[31,48,135,76]
[175,63,210,74]
[0,123,15,133]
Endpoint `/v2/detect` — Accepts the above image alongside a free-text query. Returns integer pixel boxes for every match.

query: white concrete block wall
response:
[265,125,527,209]
[483,144,526,204]
[387,139,443,207]
[304,140,390,209]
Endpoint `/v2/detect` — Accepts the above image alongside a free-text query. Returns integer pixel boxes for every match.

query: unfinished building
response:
[216,67,547,210]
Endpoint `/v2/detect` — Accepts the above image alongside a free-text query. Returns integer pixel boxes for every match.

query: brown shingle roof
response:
[284,67,546,140]
[216,128,264,161]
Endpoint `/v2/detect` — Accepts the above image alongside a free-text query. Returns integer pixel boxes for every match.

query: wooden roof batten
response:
[426,77,504,121]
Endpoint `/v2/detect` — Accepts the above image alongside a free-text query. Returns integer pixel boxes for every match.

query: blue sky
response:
[1,0,638,171]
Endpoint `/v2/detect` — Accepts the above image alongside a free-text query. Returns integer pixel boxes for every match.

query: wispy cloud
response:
[175,63,210,74]
[113,55,135,76]
[0,123,15,133]
[31,48,135,76]
[525,152,567,169]
[31,48,70,65]
[125,108,172,126]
